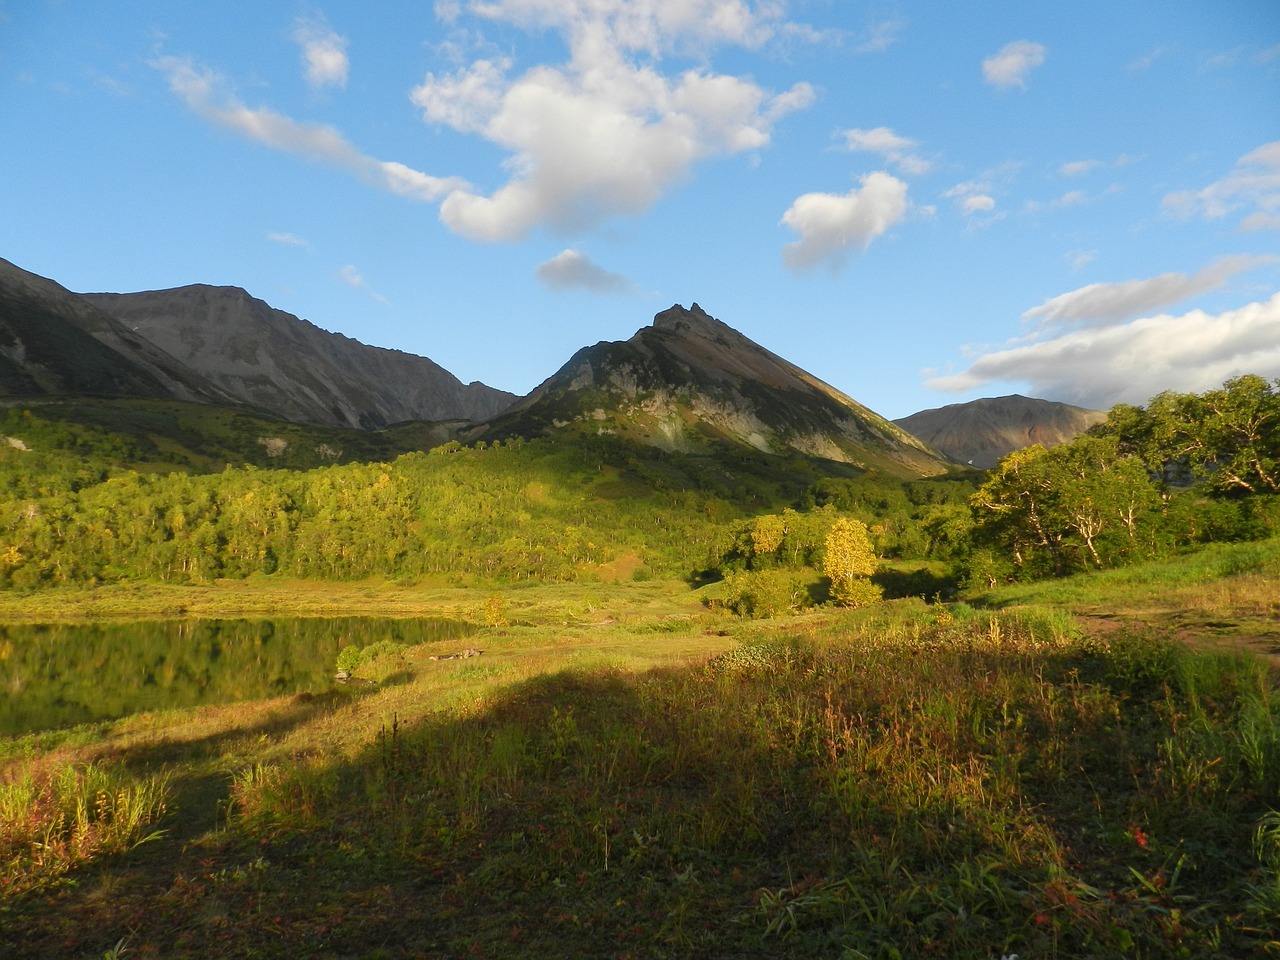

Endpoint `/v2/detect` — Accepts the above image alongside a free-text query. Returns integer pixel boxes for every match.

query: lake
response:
[0,616,476,737]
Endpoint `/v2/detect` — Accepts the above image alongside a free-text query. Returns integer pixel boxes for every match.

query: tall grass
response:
[205,602,1279,958]
[0,760,170,895]
[4,600,1278,957]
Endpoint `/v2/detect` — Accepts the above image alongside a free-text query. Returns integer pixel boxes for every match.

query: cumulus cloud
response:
[535,249,636,293]
[841,126,930,175]
[153,55,468,202]
[1163,140,1280,229]
[982,40,1046,90]
[411,1,814,241]
[927,293,1280,408]
[780,171,908,272]
[1021,255,1278,328]
[962,194,995,214]
[294,16,349,89]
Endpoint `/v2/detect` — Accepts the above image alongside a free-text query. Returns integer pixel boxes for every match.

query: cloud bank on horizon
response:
[2,1,1278,415]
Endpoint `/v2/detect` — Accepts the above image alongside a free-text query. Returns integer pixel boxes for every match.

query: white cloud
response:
[535,249,636,293]
[853,18,906,54]
[337,264,389,303]
[927,292,1280,409]
[410,1,814,241]
[780,171,908,272]
[1163,141,1280,229]
[982,40,1046,90]
[153,55,468,202]
[1022,255,1278,328]
[841,126,930,175]
[294,16,349,89]
[268,231,308,247]
[463,0,789,54]
[962,194,995,214]
[1059,159,1101,178]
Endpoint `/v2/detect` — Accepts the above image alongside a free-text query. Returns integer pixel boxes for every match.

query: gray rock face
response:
[485,303,950,478]
[80,285,516,429]
[894,394,1106,468]
[0,257,236,403]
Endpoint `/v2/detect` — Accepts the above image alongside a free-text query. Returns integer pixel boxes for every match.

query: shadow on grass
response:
[5,622,1278,959]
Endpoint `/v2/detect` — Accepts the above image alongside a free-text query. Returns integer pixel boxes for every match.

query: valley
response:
[2,257,1279,957]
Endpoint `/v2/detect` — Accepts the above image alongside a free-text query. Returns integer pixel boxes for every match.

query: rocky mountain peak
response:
[651,302,729,338]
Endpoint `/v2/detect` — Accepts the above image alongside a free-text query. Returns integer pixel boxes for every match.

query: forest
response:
[2,375,1278,607]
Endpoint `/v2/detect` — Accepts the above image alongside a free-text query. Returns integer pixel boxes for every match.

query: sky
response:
[1,1,1278,421]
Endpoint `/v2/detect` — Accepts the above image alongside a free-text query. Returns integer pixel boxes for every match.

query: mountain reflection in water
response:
[0,616,475,736]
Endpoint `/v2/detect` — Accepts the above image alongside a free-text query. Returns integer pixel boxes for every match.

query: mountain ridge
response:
[894,394,1106,468]
[483,302,950,478]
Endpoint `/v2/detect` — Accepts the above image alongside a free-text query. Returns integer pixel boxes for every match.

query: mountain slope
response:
[482,303,949,477]
[84,285,516,429]
[0,258,238,404]
[894,394,1106,468]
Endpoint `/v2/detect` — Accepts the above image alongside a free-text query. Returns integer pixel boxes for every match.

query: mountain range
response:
[1,256,1102,472]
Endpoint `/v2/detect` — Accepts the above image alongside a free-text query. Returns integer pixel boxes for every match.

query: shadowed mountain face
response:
[0,258,237,404]
[894,394,1106,468]
[83,285,515,429]
[482,303,950,478]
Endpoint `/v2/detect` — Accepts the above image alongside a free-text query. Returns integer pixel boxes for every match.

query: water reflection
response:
[0,616,476,736]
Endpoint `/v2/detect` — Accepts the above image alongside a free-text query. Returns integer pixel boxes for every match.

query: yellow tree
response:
[822,516,881,607]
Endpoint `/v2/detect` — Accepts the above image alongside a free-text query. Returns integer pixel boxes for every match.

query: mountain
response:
[894,394,1106,468]
[83,285,515,429]
[0,257,238,404]
[481,302,949,478]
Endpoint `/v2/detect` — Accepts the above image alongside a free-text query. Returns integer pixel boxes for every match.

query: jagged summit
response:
[482,303,949,478]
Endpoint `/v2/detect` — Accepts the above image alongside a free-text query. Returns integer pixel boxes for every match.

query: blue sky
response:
[2,1,1278,419]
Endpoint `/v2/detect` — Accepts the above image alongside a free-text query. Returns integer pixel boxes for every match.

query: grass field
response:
[2,546,1279,958]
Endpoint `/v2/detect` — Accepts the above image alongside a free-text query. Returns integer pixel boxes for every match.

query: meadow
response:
[2,544,1279,959]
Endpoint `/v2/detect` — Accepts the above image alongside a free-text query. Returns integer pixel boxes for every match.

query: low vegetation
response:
[2,374,1279,957]
[2,562,1278,958]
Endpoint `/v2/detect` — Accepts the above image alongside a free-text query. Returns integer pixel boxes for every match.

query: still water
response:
[0,616,476,736]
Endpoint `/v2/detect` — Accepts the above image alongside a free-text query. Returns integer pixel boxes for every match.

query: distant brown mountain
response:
[482,302,950,478]
[84,285,515,429]
[894,394,1106,468]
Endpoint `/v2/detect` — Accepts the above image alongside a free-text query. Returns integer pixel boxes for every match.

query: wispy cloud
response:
[152,54,467,202]
[337,264,388,303]
[1163,141,1280,230]
[268,231,309,247]
[535,249,636,294]
[293,15,349,89]
[780,171,909,272]
[853,18,906,54]
[1021,255,1277,328]
[982,40,1046,90]
[841,127,930,175]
